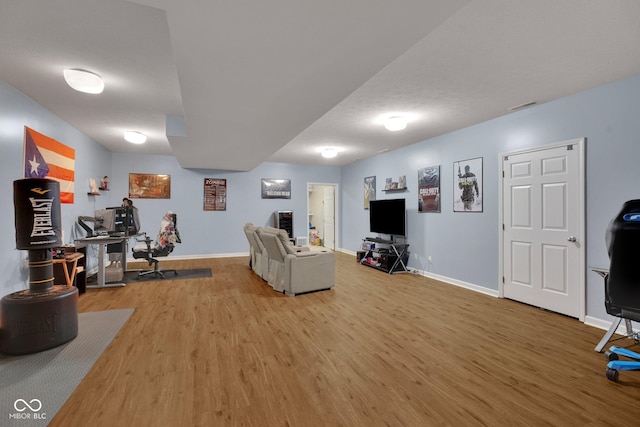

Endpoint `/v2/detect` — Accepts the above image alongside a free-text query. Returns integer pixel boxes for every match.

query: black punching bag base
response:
[0,285,78,355]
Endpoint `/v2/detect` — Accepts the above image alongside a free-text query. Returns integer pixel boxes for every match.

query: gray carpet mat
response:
[0,308,134,427]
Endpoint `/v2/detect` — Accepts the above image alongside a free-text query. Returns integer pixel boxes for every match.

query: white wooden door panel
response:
[502,141,584,318]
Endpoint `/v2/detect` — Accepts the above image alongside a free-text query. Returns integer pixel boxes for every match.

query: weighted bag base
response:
[0,285,78,355]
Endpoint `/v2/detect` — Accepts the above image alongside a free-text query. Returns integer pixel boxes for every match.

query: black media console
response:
[357,237,409,274]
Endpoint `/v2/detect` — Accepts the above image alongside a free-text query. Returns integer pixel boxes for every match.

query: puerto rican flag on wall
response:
[23,126,75,203]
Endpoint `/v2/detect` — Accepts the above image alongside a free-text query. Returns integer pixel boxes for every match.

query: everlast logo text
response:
[29,197,55,237]
[10,313,58,338]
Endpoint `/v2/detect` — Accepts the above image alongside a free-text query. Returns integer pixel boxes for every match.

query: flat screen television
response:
[369,198,406,237]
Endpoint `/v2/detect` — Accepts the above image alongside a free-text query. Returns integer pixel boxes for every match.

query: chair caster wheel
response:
[605,350,619,361]
[606,368,619,382]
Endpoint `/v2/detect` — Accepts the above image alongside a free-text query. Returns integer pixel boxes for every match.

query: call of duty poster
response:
[418,166,440,213]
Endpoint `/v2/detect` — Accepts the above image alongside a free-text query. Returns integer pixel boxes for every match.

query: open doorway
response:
[307,183,338,251]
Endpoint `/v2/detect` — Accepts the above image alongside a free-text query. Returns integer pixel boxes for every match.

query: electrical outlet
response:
[428,255,432,263]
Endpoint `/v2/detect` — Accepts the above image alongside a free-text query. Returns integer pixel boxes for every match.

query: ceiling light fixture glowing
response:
[384,116,407,132]
[124,131,147,144]
[63,68,104,94]
[321,148,338,159]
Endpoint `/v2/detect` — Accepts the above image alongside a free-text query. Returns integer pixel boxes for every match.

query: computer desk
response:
[75,235,135,289]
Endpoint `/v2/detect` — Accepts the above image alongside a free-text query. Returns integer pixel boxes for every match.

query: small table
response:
[52,252,84,287]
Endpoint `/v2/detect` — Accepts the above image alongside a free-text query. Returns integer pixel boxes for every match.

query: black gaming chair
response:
[132,211,181,279]
[602,200,640,381]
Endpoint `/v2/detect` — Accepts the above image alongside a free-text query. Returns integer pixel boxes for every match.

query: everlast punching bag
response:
[0,178,78,355]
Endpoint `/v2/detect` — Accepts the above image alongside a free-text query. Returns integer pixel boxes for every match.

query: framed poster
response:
[364,176,376,209]
[418,166,440,213]
[203,178,227,211]
[453,157,482,212]
[129,173,171,199]
[261,178,291,199]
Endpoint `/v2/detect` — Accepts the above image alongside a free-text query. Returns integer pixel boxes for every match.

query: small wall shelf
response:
[383,176,406,191]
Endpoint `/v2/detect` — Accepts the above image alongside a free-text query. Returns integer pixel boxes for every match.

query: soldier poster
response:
[453,157,482,212]
[418,166,440,213]
[204,178,227,211]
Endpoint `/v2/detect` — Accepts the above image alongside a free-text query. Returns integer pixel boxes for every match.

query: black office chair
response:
[132,211,181,279]
[603,200,640,381]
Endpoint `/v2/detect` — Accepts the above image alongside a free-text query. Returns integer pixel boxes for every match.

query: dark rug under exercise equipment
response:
[121,268,212,283]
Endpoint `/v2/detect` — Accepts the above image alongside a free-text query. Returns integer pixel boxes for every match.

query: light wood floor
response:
[52,252,640,426]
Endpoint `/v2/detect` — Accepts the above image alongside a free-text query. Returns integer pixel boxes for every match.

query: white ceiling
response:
[1,0,640,171]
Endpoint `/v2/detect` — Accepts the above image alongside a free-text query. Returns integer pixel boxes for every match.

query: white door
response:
[323,186,335,250]
[501,139,585,319]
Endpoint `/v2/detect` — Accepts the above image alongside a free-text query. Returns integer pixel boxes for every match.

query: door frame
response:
[307,182,339,250]
[498,138,586,321]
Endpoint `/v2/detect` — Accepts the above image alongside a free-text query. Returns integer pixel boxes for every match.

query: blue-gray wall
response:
[108,153,340,256]
[0,80,113,293]
[341,73,640,323]
[2,74,640,326]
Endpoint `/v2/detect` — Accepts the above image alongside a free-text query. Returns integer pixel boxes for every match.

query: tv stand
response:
[358,237,409,274]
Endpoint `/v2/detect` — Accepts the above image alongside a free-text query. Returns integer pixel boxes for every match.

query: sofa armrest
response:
[285,251,335,295]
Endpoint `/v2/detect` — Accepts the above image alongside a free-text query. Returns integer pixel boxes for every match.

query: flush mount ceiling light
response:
[124,131,147,144]
[383,116,407,132]
[321,148,338,158]
[63,68,104,94]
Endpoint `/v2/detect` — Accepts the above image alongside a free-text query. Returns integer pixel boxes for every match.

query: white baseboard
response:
[584,315,638,334]
[412,268,500,298]
[584,315,616,331]
[341,248,499,298]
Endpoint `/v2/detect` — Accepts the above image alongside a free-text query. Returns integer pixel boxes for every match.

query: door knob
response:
[567,236,577,242]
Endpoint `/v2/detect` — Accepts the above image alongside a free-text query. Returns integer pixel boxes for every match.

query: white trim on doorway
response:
[307,182,339,250]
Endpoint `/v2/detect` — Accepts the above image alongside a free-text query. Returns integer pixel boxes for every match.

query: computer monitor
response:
[93,208,115,234]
